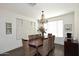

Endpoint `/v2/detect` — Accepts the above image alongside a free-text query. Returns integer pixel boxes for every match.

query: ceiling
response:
[0,3,79,20]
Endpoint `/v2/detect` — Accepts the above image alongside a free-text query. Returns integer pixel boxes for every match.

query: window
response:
[44,20,63,37]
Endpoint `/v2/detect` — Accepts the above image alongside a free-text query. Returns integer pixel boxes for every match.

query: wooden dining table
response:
[29,39,43,56]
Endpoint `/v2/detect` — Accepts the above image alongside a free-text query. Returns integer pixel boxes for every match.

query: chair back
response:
[22,39,30,55]
[48,33,53,50]
[28,34,41,40]
[52,35,55,49]
[48,33,52,38]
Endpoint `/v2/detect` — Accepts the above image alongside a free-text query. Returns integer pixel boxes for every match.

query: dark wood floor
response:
[0,44,64,56]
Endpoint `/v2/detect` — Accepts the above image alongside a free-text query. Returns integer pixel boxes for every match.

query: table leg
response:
[35,47,41,56]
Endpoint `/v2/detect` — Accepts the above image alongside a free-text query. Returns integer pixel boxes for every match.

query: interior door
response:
[0,17,1,39]
[16,18,23,40]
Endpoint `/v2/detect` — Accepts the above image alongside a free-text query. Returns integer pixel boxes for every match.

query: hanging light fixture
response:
[38,11,48,37]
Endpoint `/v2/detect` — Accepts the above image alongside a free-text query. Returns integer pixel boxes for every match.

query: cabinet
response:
[64,39,79,56]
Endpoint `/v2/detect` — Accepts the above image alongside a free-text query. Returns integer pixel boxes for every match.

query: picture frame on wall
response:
[64,24,72,32]
[6,23,12,34]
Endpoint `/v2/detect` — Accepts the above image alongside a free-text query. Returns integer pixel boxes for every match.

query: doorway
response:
[16,18,23,40]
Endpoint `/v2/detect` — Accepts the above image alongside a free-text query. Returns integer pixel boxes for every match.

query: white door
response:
[0,17,4,39]
[0,17,1,39]
[16,18,23,40]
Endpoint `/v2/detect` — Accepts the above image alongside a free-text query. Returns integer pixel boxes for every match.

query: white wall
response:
[0,9,36,54]
[74,9,79,41]
[47,12,74,45]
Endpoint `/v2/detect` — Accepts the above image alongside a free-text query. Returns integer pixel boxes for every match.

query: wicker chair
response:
[22,39,36,56]
[38,33,55,56]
